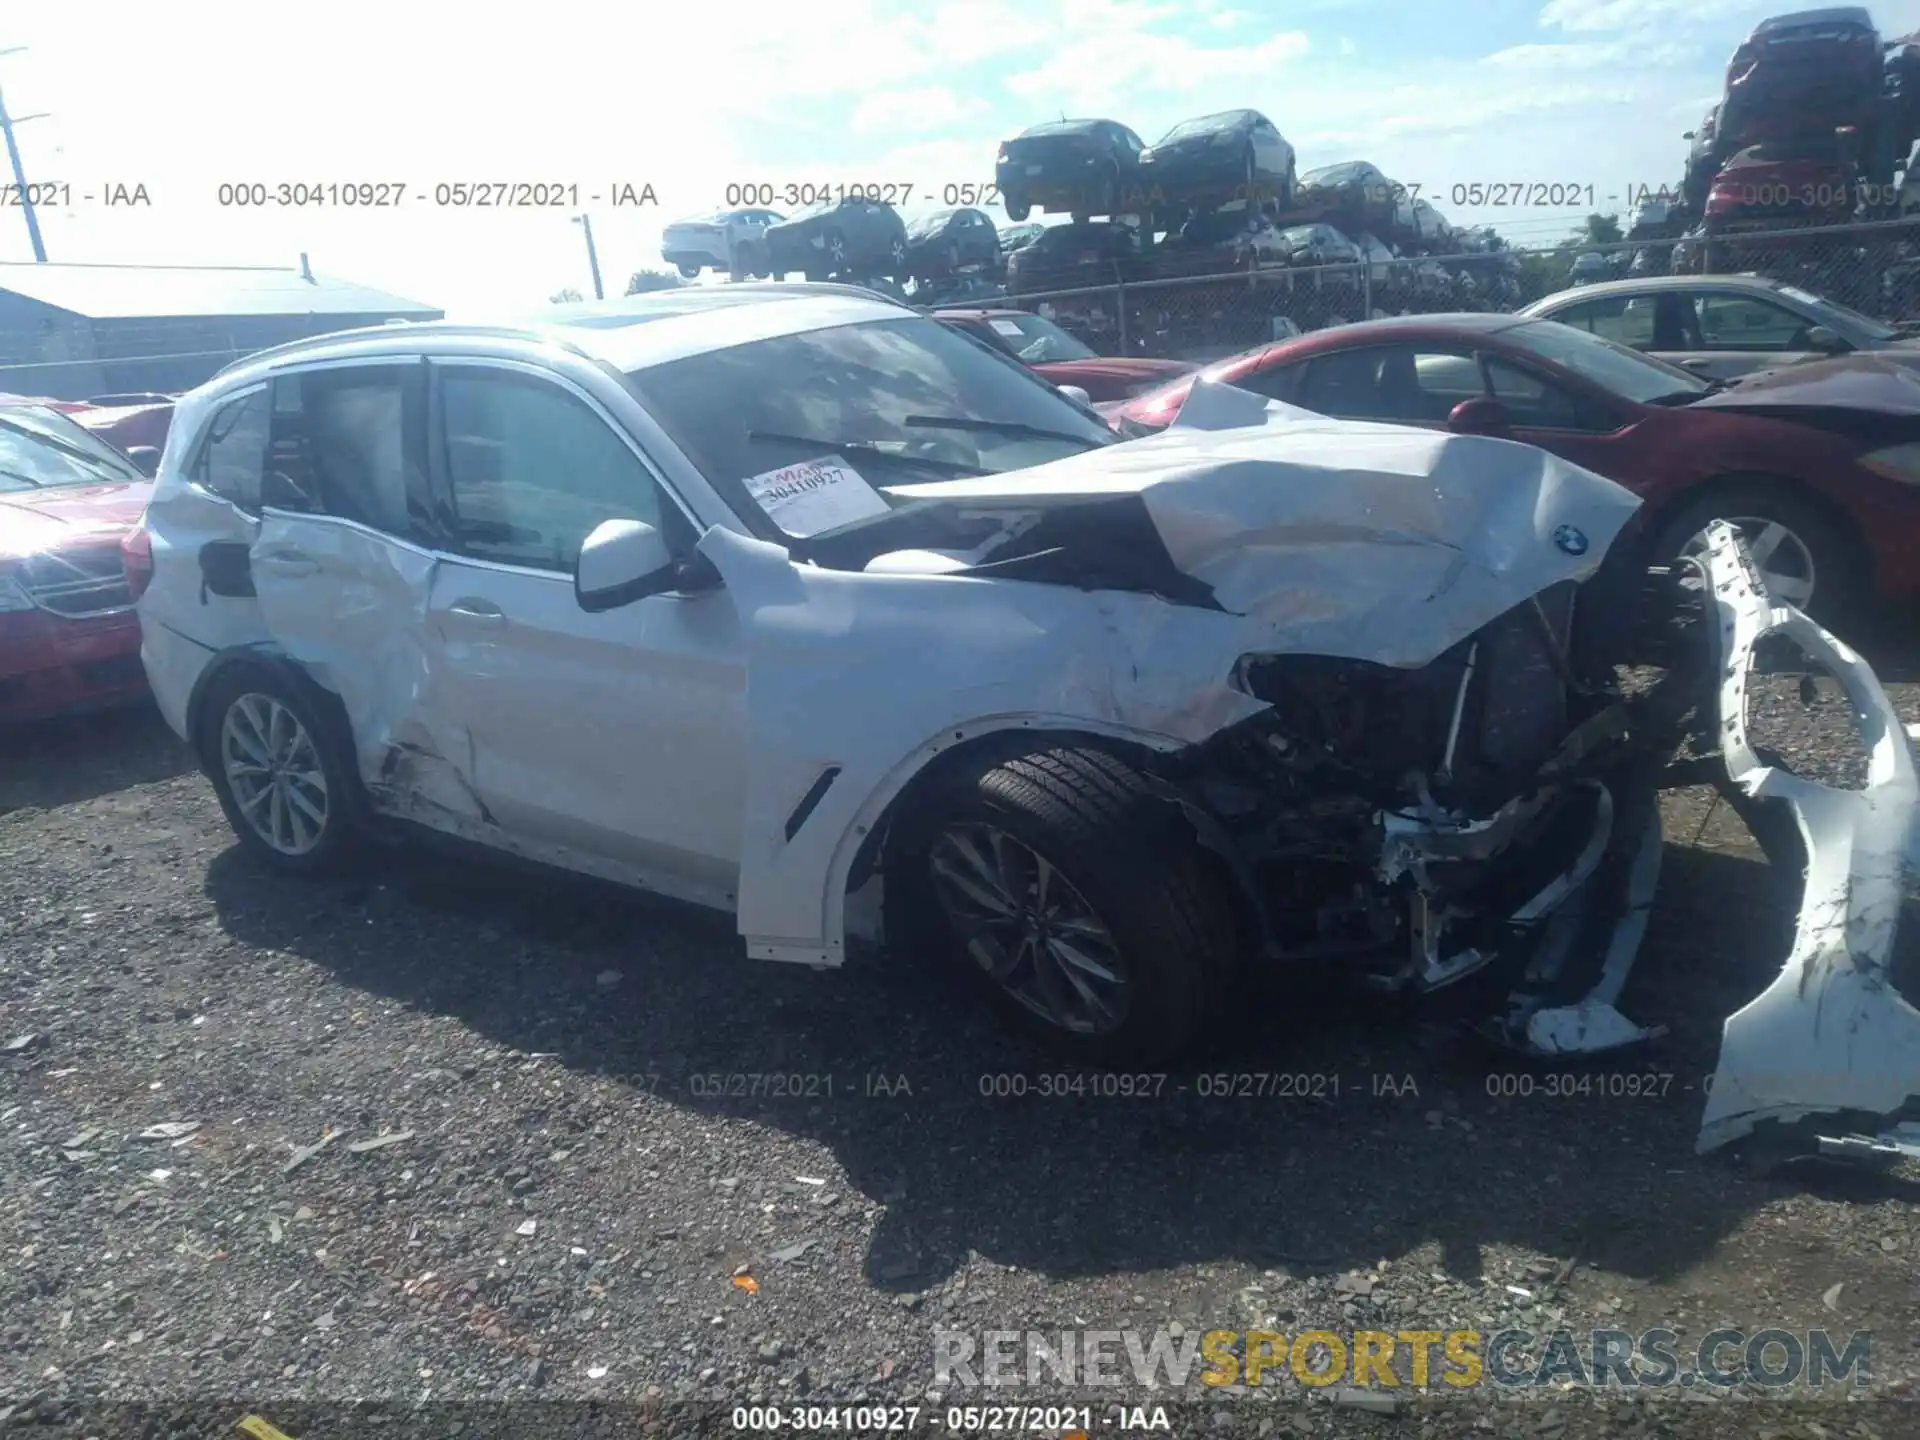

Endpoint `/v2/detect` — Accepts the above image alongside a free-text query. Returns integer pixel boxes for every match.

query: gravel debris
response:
[2,661,1918,1437]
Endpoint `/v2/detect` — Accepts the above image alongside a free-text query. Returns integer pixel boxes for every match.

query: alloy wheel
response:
[926,822,1128,1035]
[1683,516,1816,608]
[221,693,329,856]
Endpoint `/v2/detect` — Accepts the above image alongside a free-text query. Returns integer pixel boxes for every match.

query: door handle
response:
[255,549,318,577]
[447,598,508,627]
[1679,358,1711,371]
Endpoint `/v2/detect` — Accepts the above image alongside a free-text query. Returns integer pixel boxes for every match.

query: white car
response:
[123,284,1920,1159]
[660,208,785,279]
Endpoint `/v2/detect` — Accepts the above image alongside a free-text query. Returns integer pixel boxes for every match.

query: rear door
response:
[419,359,746,903]
[246,360,461,788]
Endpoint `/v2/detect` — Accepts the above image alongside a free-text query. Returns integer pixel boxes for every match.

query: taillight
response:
[121,519,154,602]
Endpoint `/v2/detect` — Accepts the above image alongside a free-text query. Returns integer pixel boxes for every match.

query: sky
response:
[6,0,1920,317]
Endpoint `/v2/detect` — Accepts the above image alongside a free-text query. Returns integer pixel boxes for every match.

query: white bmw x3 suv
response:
[123,284,1920,1159]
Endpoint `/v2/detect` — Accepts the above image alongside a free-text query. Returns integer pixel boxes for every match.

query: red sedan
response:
[0,405,154,724]
[934,307,1194,402]
[1111,313,1920,621]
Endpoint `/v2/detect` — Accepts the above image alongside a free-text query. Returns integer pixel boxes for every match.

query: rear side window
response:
[192,388,270,509]
[265,364,433,539]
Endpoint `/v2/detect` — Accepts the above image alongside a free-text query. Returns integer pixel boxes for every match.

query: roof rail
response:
[210,321,596,380]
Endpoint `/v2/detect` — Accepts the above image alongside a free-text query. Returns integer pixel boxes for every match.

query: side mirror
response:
[124,445,161,477]
[1448,398,1514,437]
[1056,383,1093,407]
[1804,324,1848,353]
[575,518,718,612]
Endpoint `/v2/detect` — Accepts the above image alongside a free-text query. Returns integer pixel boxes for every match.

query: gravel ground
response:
[2,662,1919,1440]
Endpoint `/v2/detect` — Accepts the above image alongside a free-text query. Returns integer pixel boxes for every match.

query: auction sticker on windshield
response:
[744,454,890,538]
[990,319,1026,337]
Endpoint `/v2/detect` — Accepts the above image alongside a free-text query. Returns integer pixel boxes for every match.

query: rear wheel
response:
[676,262,701,279]
[199,665,369,875]
[888,745,1239,1066]
[1005,195,1031,222]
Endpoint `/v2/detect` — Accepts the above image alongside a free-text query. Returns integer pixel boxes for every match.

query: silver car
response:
[1521,273,1920,379]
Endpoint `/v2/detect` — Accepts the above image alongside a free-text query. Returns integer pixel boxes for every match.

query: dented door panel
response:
[248,513,465,798]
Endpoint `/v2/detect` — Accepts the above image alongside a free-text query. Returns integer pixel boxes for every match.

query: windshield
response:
[975,312,1097,363]
[1776,283,1900,340]
[1303,162,1374,186]
[0,406,145,492]
[1157,111,1247,143]
[625,317,1114,545]
[1179,209,1254,243]
[1504,319,1712,403]
[907,210,956,239]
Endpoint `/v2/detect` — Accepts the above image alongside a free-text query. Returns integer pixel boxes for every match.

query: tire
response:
[1006,196,1031,222]
[1101,161,1122,217]
[887,745,1239,1066]
[823,228,848,275]
[887,235,909,278]
[1645,484,1865,628]
[198,663,370,876]
[946,242,962,274]
[676,262,701,279]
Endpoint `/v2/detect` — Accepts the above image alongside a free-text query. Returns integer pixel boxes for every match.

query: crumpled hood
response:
[1697,354,1920,414]
[0,481,150,561]
[886,380,1643,669]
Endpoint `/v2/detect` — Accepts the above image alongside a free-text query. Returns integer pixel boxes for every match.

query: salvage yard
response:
[3,660,1920,1440]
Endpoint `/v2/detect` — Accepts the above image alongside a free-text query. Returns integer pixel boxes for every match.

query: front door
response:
[420,360,747,905]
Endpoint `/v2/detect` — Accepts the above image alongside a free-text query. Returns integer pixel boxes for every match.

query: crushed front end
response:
[1157,519,1920,1158]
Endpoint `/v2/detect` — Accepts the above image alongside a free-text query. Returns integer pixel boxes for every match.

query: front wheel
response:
[676,262,701,279]
[199,666,370,875]
[1647,487,1863,626]
[888,745,1239,1066]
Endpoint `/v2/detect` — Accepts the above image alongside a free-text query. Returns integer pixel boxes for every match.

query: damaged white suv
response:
[126,284,1920,1160]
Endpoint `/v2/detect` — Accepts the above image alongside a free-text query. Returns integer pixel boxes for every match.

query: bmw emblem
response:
[1553,524,1589,557]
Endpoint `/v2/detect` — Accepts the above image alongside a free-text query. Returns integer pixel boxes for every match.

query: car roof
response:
[207,285,916,388]
[1522,274,1784,309]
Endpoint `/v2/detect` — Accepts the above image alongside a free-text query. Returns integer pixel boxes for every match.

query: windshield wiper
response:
[900,414,1111,448]
[744,430,989,476]
[0,465,44,488]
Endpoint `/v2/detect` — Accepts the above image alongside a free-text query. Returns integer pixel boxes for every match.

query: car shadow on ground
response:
[0,701,195,817]
[199,811,1920,1300]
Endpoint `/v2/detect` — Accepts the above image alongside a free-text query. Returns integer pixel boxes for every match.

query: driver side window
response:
[1484,357,1619,432]
[436,367,684,573]
[1691,293,1812,351]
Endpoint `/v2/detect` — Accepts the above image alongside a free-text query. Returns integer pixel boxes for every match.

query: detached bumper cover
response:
[1695,522,1920,1156]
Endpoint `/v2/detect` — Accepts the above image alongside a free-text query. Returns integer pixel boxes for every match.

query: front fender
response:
[695,526,1267,966]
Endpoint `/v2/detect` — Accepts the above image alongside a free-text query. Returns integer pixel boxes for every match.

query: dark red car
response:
[1110,313,1920,623]
[935,307,1194,402]
[0,405,155,723]
[0,390,175,470]
[1704,141,1857,236]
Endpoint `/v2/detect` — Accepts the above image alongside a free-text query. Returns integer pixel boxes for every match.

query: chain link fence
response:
[997,216,1920,362]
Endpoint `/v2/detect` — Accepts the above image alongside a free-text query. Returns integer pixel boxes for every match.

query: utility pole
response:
[0,49,46,262]
[573,214,603,299]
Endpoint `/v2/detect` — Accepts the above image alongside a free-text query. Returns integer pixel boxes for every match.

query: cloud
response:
[1005,30,1311,114]
[1483,39,1693,68]
[1537,0,1764,33]
[851,88,990,136]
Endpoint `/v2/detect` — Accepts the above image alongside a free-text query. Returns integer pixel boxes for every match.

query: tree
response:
[625,269,686,295]
[549,287,583,304]
[1579,213,1623,246]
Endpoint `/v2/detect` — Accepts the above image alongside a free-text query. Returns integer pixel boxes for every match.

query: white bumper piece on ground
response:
[1695,521,1920,1158]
